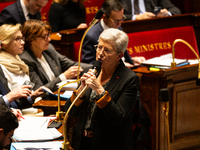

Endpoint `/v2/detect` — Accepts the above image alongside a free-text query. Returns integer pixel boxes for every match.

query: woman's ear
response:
[117,52,124,61]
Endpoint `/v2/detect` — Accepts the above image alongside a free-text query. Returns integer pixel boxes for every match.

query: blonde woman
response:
[0,24,45,109]
[48,0,88,32]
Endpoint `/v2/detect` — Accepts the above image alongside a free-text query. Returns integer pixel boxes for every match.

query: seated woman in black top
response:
[48,0,88,32]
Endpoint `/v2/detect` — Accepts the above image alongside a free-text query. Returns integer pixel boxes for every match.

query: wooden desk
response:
[132,64,200,150]
[33,100,66,116]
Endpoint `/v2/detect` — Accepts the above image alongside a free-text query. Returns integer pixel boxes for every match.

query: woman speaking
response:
[65,28,139,150]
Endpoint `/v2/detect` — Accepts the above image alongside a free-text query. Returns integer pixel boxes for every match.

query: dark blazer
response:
[81,21,133,65]
[19,44,91,92]
[0,0,41,26]
[65,60,139,150]
[0,65,32,109]
[120,0,181,20]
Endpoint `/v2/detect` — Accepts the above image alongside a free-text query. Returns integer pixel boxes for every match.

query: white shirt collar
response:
[100,19,110,30]
[20,0,29,20]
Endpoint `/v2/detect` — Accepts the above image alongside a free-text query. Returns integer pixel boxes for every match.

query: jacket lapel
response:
[15,0,26,24]
[43,52,60,77]
[105,60,124,93]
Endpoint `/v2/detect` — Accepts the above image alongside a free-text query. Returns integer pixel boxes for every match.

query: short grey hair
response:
[98,28,129,53]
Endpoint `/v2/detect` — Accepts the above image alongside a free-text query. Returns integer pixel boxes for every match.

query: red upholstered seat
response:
[127,26,199,60]
[73,41,81,62]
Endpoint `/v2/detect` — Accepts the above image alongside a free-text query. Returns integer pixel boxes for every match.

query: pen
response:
[17,113,25,120]
[177,62,190,67]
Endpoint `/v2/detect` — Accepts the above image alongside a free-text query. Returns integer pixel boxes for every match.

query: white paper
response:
[12,141,62,150]
[13,117,62,142]
[57,79,78,91]
[142,53,188,67]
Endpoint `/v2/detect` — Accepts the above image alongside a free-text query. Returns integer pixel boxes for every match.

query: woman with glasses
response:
[0,24,45,109]
[65,28,139,150]
[19,19,91,92]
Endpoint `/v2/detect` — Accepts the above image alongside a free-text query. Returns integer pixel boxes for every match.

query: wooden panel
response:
[172,80,200,137]
[133,65,200,150]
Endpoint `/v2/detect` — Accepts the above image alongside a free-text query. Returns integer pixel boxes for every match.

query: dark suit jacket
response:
[65,60,139,150]
[19,44,91,92]
[81,21,133,65]
[0,0,41,26]
[120,0,181,20]
[0,65,32,109]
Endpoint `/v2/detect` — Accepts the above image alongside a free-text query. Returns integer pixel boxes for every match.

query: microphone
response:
[171,39,200,86]
[90,60,102,77]
[62,60,102,150]
[89,9,104,26]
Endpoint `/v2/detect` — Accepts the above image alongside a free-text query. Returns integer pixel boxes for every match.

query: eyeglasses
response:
[39,33,50,41]
[94,45,115,55]
[14,37,25,43]
[108,15,126,24]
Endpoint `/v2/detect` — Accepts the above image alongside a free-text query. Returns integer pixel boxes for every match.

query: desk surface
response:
[33,100,66,116]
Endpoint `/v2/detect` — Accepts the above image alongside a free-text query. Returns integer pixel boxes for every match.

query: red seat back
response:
[127,26,199,59]
[41,0,54,21]
[83,0,104,25]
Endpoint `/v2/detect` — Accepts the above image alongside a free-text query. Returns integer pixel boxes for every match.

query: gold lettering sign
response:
[86,6,99,14]
[128,42,172,54]
[41,12,47,20]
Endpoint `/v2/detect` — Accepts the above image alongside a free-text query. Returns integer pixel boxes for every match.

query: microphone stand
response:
[55,79,80,122]
[62,85,88,150]
[60,9,103,149]
[77,10,103,81]
[171,39,200,69]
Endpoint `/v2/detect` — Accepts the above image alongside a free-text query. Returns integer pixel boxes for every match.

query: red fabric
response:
[41,0,53,21]
[127,26,199,59]
[84,0,104,25]
[73,41,81,61]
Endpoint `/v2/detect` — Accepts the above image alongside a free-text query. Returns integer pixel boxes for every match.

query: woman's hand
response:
[6,85,32,102]
[77,23,88,29]
[31,86,50,100]
[63,66,83,79]
[11,108,23,121]
[80,69,104,95]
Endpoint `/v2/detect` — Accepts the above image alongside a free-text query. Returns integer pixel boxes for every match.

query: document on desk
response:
[141,53,188,67]
[13,117,62,142]
[11,141,62,150]
[57,79,78,91]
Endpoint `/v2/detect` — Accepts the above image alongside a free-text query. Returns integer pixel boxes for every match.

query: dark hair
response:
[0,104,18,135]
[54,0,85,8]
[20,19,51,48]
[101,0,124,18]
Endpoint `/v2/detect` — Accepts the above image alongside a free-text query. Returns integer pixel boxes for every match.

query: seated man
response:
[0,0,48,26]
[0,104,18,150]
[119,0,181,20]
[81,0,145,68]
